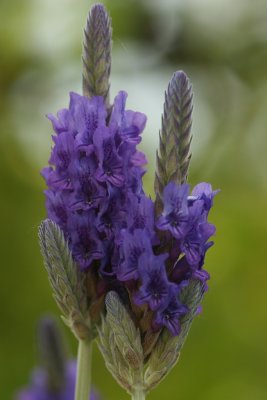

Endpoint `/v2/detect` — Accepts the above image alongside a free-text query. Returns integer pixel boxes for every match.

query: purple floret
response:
[94,132,125,187]
[156,182,189,238]
[69,213,103,270]
[134,253,171,311]
[117,229,153,281]
[191,182,220,213]
[180,189,216,266]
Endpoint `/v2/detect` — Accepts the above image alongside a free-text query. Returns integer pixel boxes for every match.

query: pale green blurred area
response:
[1,0,267,398]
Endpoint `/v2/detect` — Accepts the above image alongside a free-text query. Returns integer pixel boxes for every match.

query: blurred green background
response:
[1,0,267,399]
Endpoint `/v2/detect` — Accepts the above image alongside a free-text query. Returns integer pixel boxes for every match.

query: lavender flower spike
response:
[16,316,101,400]
[83,3,112,104]
[40,2,219,399]
[155,71,193,215]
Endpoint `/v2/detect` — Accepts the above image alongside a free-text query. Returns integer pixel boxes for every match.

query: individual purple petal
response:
[191,182,220,212]
[192,268,210,290]
[41,167,53,185]
[188,197,205,220]
[119,110,147,145]
[130,150,147,167]
[124,110,147,135]
[47,108,71,135]
[44,132,75,189]
[45,190,69,231]
[49,132,75,172]
[110,91,146,143]
[180,220,216,266]
[180,224,202,265]
[199,222,216,242]
[109,90,127,128]
[126,167,145,196]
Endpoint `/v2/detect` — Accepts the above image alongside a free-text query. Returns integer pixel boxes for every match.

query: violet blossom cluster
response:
[42,90,218,337]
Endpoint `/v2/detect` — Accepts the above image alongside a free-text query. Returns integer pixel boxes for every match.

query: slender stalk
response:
[75,339,92,400]
[131,386,145,400]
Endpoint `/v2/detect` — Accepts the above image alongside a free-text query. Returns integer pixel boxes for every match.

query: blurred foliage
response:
[1,0,267,399]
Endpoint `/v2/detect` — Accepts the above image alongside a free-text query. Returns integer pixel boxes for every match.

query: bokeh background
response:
[1,0,267,398]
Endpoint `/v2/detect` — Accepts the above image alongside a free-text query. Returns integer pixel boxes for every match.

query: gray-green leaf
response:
[38,219,91,341]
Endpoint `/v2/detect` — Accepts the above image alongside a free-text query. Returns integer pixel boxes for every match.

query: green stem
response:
[131,386,145,400]
[75,339,92,400]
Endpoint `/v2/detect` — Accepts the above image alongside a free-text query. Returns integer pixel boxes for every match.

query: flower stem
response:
[75,339,92,400]
[131,386,145,400]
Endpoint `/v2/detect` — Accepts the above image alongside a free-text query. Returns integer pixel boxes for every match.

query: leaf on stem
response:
[39,219,91,340]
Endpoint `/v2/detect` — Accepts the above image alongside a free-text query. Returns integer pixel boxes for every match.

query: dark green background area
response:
[1,0,267,399]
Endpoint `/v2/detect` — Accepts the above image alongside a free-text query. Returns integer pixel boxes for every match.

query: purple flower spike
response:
[39,5,220,394]
[41,41,218,339]
[42,83,218,333]
[157,182,189,238]
[42,85,218,331]
[43,88,148,271]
